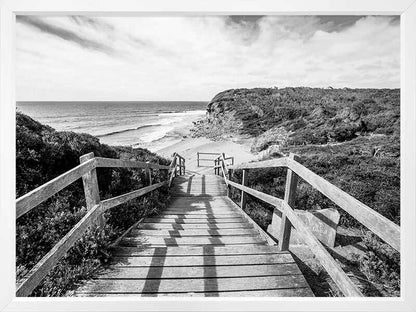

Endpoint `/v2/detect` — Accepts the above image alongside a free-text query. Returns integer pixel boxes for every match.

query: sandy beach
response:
[157,137,257,174]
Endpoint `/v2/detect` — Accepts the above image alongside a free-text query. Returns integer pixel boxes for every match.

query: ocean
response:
[17,101,207,152]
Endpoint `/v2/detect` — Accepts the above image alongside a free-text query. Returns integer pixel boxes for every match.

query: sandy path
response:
[156,137,257,174]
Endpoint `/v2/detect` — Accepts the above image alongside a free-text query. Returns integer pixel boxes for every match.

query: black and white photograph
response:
[3,4,412,305]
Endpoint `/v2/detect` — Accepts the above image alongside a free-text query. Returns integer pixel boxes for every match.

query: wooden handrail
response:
[16,158,97,219]
[226,179,362,297]
[16,152,185,296]
[286,158,400,251]
[16,203,103,296]
[228,156,400,252]
[101,181,168,211]
[95,157,170,170]
[215,152,401,296]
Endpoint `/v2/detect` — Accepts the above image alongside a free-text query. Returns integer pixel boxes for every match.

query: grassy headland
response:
[16,112,172,296]
[192,87,400,296]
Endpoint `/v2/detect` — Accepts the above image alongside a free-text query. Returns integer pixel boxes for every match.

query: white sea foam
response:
[17,101,207,151]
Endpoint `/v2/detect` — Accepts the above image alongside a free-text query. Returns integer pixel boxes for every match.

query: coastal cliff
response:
[192,87,399,156]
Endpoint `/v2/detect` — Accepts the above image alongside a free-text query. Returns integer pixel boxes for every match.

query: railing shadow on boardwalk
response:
[15,149,400,297]
[96,193,225,297]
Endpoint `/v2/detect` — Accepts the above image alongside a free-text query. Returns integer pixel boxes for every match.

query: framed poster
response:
[1,0,415,311]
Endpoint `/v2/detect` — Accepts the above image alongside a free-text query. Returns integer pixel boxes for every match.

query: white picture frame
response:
[1,0,415,311]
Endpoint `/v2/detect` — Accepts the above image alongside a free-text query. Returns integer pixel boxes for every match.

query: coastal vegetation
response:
[192,87,400,297]
[16,112,171,296]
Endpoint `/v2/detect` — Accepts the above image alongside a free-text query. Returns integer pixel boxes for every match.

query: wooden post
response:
[227,168,233,197]
[197,152,200,167]
[221,153,226,179]
[278,153,300,251]
[79,152,103,227]
[240,169,248,210]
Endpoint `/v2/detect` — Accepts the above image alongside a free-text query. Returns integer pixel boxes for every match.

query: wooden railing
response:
[15,152,185,297]
[213,152,400,297]
[197,152,234,168]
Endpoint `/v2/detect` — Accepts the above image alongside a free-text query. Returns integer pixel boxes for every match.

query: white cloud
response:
[16,15,400,101]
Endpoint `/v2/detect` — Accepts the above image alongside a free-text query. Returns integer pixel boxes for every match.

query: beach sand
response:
[157,137,257,174]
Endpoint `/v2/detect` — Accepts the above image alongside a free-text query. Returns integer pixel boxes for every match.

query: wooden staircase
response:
[74,173,314,297]
[16,151,399,297]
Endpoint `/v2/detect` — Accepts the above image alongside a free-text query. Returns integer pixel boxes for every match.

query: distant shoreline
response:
[17,101,207,152]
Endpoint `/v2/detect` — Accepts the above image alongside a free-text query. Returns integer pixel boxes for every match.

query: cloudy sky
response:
[16,15,400,101]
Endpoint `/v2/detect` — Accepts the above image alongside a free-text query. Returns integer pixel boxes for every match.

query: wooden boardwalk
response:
[75,173,313,297]
[17,152,399,297]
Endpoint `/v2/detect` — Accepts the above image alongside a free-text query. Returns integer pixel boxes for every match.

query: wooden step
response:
[87,263,301,280]
[110,253,294,267]
[76,275,311,295]
[164,206,235,210]
[119,236,266,247]
[152,214,243,219]
[139,223,255,230]
[161,211,239,216]
[110,245,284,257]
[129,228,259,237]
[76,288,313,297]
[172,193,227,197]
[143,217,246,224]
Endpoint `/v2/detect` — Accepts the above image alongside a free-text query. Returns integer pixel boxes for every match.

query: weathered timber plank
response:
[173,182,223,186]
[95,157,169,170]
[76,287,313,297]
[129,228,259,237]
[167,204,230,208]
[119,236,265,246]
[286,158,400,251]
[111,245,286,257]
[16,158,96,219]
[169,196,230,202]
[225,198,277,246]
[172,193,227,197]
[90,263,302,280]
[76,275,309,294]
[139,223,254,230]
[175,180,225,183]
[16,204,102,296]
[142,218,247,224]
[165,206,236,211]
[173,189,226,195]
[101,182,167,211]
[151,214,245,219]
[110,253,292,267]
[161,211,239,216]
